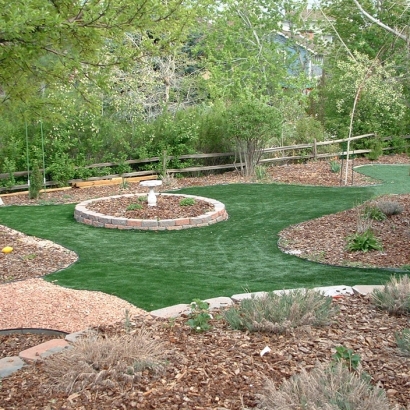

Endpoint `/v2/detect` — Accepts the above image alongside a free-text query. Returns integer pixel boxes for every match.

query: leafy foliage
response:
[332,345,361,371]
[186,299,212,332]
[345,229,383,252]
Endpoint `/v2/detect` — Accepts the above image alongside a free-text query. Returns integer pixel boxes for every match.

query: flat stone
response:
[352,284,384,295]
[0,356,26,378]
[65,329,94,343]
[19,339,71,362]
[313,285,354,297]
[231,291,267,302]
[203,297,234,310]
[150,304,191,318]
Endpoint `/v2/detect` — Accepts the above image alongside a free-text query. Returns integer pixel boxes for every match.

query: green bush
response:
[362,205,386,221]
[395,328,410,356]
[29,161,43,200]
[345,229,382,252]
[223,289,338,334]
[370,275,410,315]
[329,160,341,173]
[126,203,143,211]
[179,197,196,206]
[257,362,391,410]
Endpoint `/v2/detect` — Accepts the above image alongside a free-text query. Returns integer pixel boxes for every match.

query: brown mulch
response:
[0,154,410,409]
[0,295,409,409]
[86,195,213,219]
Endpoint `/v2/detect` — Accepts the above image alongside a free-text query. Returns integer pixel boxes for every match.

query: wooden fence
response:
[1,133,408,193]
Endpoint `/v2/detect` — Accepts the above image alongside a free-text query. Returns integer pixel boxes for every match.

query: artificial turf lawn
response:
[0,164,408,311]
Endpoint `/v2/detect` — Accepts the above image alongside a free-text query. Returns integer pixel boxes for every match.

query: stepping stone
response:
[203,297,233,310]
[352,284,384,295]
[150,304,191,318]
[65,329,95,343]
[313,285,354,297]
[0,356,26,378]
[19,339,72,362]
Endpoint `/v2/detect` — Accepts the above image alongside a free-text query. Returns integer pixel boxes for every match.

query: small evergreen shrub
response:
[395,328,410,356]
[257,362,391,410]
[223,289,338,334]
[362,205,386,221]
[370,275,410,315]
[345,229,383,252]
[179,197,196,206]
[126,203,143,211]
[29,160,43,200]
[376,200,404,217]
[329,160,341,173]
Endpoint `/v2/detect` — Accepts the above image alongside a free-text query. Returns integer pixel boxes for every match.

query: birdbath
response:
[140,180,163,206]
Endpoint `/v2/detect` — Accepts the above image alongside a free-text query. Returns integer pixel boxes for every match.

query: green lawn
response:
[0,164,408,311]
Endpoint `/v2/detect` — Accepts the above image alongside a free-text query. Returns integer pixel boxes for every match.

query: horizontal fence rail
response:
[1,133,409,193]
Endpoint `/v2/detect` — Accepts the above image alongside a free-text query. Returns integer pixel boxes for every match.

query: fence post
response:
[313,139,317,160]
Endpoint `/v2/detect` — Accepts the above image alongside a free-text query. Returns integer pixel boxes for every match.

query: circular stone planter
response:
[74,193,228,231]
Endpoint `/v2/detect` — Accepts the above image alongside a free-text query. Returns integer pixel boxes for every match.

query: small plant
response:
[329,159,341,173]
[44,330,165,393]
[138,196,147,202]
[362,204,386,221]
[179,197,196,206]
[257,362,391,409]
[123,309,132,333]
[223,289,338,334]
[370,275,410,315]
[29,160,44,200]
[254,164,268,181]
[22,254,37,260]
[120,178,129,190]
[186,299,212,332]
[126,202,143,211]
[376,200,404,217]
[395,328,410,356]
[345,229,383,252]
[332,345,361,371]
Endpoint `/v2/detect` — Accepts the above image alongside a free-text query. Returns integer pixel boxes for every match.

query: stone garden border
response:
[74,193,228,231]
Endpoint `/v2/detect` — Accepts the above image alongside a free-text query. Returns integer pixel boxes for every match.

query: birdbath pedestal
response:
[140,180,163,206]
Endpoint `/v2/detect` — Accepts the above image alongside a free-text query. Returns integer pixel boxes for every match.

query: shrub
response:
[29,160,43,200]
[345,229,383,252]
[126,202,143,211]
[179,197,196,206]
[395,328,410,356]
[362,204,386,221]
[186,299,212,332]
[223,289,338,334]
[257,362,391,410]
[376,200,404,217]
[332,345,361,372]
[329,160,341,173]
[370,275,410,315]
[44,330,165,393]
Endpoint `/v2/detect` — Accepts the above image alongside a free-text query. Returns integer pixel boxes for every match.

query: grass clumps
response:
[257,362,391,410]
[179,197,196,206]
[395,328,410,356]
[44,330,166,393]
[370,275,410,315]
[223,289,338,334]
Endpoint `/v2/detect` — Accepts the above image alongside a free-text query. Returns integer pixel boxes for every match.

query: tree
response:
[0,0,198,111]
[197,0,311,101]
